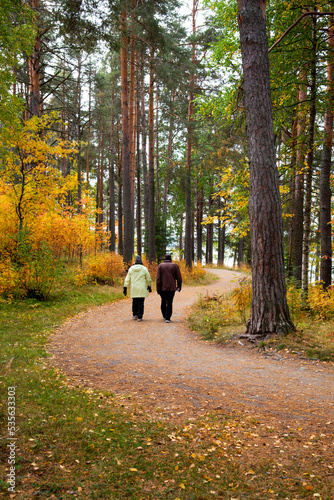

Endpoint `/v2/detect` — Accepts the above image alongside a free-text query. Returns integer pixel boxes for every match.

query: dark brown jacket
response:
[156,262,182,292]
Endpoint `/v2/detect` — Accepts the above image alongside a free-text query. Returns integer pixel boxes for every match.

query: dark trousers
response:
[132,298,145,319]
[160,291,175,321]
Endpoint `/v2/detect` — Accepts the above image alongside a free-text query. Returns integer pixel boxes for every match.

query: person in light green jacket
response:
[123,256,152,322]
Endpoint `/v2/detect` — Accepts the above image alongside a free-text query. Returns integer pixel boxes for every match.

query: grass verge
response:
[1,282,334,499]
[187,276,334,363]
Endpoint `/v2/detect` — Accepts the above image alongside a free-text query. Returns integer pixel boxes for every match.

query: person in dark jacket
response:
[156,254,182,323]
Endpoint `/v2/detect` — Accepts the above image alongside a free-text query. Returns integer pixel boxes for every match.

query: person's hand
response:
[148,286,152,293]
[177,287,181,292]
[123,287,127,296]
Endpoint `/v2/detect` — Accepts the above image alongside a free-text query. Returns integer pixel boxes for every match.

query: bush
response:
[0,236,63,300]
[0,259,21,299]
[188,291,238,340]
[231,276,252,322]
[177,260,206,283]
[307,283,334,320]
[85,252,125,285]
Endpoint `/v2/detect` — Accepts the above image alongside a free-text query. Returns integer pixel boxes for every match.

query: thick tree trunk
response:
[121,5,134,263]
[320,14,334,289]
[238,0,295,339]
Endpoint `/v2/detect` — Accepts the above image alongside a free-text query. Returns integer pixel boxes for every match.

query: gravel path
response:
[51,269,334,427]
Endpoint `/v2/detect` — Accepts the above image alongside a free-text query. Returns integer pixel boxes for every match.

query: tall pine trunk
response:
[320,13,334,289]
[302,14,317,295]
[121,5,134,263]
[140,63,149,253]
[292,72,308,287]
[238,0,295,339]
[148,47,156,262]
[28,0,41,118]
[109,98,116,252]
[185,0,198,269]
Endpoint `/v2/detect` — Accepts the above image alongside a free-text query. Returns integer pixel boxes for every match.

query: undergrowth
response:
[188,276,334,362]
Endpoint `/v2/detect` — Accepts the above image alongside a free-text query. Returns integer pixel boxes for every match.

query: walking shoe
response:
[133,315,138,320]
[137,318,143,322]
[165,319,171,323]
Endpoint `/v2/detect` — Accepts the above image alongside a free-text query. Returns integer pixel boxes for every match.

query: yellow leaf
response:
[179,483,186,489]
[77,487,82,492]
[129,468,138,472]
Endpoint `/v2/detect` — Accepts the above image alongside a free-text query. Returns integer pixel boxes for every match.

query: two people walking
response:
[123,254,182,323]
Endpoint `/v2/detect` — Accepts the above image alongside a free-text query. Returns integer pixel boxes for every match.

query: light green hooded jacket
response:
[124,264,152,298]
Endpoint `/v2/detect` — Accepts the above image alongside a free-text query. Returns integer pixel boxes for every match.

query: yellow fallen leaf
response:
[78,487,82,492]
[76,417,82,422]
[129,468,138,472]
[179,483,186,489]
[204,474,212,481]
[245,470,255,475]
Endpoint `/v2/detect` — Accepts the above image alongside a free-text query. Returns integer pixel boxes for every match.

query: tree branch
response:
[268,11,334,53]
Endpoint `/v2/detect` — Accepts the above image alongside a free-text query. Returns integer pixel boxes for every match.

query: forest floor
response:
[3,270,334,498]
[51,269,334,427]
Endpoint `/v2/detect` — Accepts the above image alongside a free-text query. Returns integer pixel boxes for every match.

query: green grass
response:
[188,282,334,362]
[1,283,334,498]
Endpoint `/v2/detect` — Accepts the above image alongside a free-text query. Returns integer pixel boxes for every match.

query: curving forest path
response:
[50,269,334,428]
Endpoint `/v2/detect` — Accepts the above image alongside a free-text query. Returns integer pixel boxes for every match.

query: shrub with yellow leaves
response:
[84,252,125,285]
[307,283,334,320]
[177,260,206,283]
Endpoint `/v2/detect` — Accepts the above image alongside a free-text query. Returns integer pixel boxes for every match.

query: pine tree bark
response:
[140,63,149,253]
[28,0,41,118]
[121,5,134,263]
[76,54,82,213]
[148,47,156,262]
[292,75,307,287]
[238,0,295,339]
[162,90,175,222]
[117,121,123,255]
[185,0,198,269]
[136,74,142,256]
[287,116,298,278]
[109,99,116,252]
[302,14,317,295]
[196,182,204,263]
[320,13,334,289]
[206,191,213,265]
